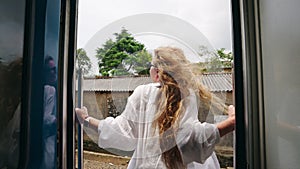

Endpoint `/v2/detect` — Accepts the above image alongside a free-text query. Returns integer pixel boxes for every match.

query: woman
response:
[76,46,235,169]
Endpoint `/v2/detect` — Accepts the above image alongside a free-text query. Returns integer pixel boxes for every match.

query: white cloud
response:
[78,0,232,48]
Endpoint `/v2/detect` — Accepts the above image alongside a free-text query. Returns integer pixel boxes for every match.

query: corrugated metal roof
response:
[77,73,232,92]
[201,73,233,92]
[79,76,152,92]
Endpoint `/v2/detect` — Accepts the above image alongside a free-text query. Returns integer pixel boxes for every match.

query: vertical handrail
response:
[231,0,247,168]
[232,62,236,169]
[76,69,83,169]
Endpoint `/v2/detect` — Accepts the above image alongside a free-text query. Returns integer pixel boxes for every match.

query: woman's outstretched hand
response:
[217,105,236,137]
[75,107,99,131]
[227,105,236,127]
[75,106,89,124]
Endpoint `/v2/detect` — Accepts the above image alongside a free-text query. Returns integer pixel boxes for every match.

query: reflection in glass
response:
[261,0,300,168]
[42,56,57,169]
[0,0,25,168]
[41,0,61,167]
[0,58,23,168]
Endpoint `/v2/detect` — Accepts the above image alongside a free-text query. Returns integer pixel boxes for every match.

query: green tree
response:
[97,28,151,76]
[114,28,131,41]
[217,48,233,67]
[205,56,223,72]
[198,46,233,72]
[76,48,92,76]
[96,39,114,61]
[126,49,152,75]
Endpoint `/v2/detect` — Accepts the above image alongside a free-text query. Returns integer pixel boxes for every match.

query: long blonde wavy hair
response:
[152,46,227,169]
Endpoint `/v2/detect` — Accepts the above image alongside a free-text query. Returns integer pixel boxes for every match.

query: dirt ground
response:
[76,151,129,169]
[76,150,233,169]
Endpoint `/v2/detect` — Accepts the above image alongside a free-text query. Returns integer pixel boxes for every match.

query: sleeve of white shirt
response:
[97,85,145,151]
[179,122,220,164]
[176,90,220,164]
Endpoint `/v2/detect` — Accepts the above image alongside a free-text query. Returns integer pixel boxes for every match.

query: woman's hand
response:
[227,105,236,127]
[217,105,236,137]
[75,106,89,124]
[75,106,100,131]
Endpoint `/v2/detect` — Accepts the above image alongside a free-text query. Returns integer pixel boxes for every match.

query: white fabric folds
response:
[98,83,220,169]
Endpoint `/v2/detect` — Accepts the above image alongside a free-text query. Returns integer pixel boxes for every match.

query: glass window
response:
[76,0,234,168]
[0,0,25,168]
[260,0,300,168]
[41,0,61,168]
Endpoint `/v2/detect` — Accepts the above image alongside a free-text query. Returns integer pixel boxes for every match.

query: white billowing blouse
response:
[97,83,221,169]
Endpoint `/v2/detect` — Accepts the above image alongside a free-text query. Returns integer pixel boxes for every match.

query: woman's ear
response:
[155,71,160,82]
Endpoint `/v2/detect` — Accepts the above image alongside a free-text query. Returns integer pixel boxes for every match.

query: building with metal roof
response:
[77,73,233,92]
[76,73,234,148]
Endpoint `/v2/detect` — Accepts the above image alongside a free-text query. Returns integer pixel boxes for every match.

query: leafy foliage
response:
[76,48,92,76]
[217,48,233,67]
[198,46,233,72]
[96,28,151,76]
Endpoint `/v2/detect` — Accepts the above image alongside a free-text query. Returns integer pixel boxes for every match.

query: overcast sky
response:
[77,0,233,74]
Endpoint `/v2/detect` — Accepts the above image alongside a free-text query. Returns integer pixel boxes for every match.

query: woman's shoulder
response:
[135,82,160,92]
[130,83,160,100]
